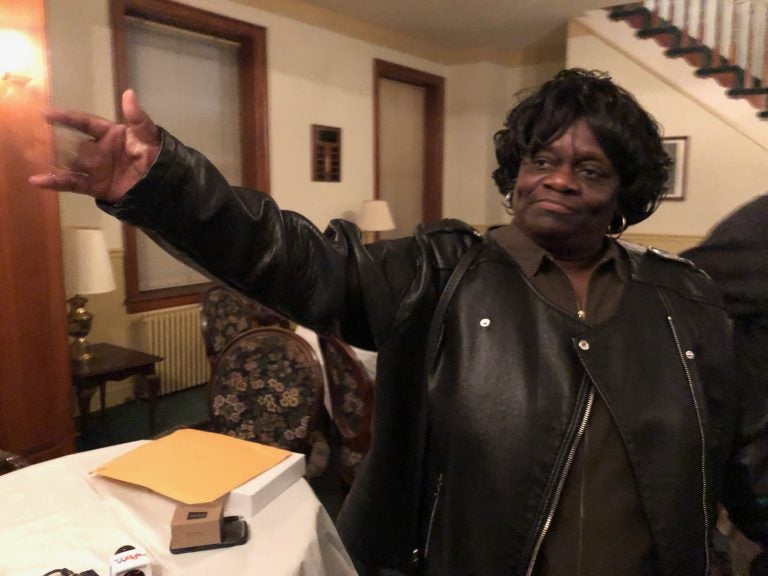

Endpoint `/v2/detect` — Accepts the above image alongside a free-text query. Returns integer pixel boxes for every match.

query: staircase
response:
[607,0,768,119]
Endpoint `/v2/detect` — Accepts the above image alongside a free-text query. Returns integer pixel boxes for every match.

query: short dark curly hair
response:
[492,68,671,226]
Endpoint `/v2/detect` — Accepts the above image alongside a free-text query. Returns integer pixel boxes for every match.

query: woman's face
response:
[511,119,620,259]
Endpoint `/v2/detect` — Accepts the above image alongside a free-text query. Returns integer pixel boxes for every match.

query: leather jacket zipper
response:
[525,386,595,576]
[423,472,444,560]
[665,313,710,575]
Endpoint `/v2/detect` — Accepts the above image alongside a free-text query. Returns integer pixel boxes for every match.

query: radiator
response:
[138,305,209,395]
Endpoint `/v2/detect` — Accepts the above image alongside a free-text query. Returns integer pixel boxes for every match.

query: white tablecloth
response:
[0,441,357,576]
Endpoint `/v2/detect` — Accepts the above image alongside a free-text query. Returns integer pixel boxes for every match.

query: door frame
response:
[373,59,444,223]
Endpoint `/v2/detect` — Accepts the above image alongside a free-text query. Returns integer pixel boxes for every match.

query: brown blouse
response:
[489,224,655,576]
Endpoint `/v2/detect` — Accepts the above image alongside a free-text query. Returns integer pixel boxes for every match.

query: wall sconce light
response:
[0,29,36,99]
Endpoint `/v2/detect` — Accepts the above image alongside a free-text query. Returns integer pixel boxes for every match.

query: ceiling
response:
[295,0,614,55]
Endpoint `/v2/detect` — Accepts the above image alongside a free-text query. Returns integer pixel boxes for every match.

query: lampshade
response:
[356,200,395,232]
[62,227,116,296]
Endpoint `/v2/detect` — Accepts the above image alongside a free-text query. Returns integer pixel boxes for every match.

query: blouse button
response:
[578,339,590,351]
[685,350,695,359]
[480,318,491,327]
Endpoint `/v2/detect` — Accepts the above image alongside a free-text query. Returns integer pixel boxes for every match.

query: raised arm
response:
[29,89,160,203]
[28,90,455,351]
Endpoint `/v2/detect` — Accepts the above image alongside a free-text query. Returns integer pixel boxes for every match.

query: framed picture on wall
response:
[661,136,688,200]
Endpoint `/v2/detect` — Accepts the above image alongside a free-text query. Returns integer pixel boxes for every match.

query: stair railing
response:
[639,0,767,88]
[610,1,768,117]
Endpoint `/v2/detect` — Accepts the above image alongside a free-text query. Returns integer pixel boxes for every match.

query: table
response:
[0,441,357,575]
[71,343,163,434]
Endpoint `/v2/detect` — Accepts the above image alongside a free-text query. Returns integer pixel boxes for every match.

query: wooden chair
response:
[317,333,374,487]
[200,285,292,367]
[208,327,329,477]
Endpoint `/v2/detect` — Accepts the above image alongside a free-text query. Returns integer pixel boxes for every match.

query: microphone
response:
[109,545,153,576]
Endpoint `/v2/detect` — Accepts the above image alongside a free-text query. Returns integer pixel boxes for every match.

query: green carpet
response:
[76,384,209,451]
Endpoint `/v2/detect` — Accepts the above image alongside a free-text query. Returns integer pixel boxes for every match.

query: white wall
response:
[47,0,560,246]
[45,0,558,411]
[568,15,768,237]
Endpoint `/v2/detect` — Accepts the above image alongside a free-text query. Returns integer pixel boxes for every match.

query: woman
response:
[31,69,767,575]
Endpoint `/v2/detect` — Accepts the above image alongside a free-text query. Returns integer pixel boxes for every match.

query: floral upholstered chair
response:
[317,333,374,488]
[208,327,329,476]
[200,285,293,367]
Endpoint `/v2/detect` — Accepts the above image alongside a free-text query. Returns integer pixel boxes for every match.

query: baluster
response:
[702,0,717,55]
[734,0,751,68]
[688,0,702,45]
[720,0,735,66]
[762,2,768,87]
[673,0,686,29]
[744,2,766,87]
[659,0,671,21]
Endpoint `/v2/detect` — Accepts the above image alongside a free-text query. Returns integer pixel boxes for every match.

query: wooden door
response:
[0,0,75,462]
[378,78,425,240]
[374,60,444,239]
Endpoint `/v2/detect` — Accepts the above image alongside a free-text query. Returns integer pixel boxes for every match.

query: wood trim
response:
[239,34,270,191]
[110,0,269,313]
[374,59,445,223]
[0,0,75,462]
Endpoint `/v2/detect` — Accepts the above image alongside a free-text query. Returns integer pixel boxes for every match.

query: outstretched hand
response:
[28,89,161,203]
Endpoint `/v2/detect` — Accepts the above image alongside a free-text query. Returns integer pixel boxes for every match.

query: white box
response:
[225,452,305,517]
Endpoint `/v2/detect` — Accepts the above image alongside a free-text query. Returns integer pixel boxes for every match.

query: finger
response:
[122,89,159,145]
[44,108,114,140]
[29,171,91,194]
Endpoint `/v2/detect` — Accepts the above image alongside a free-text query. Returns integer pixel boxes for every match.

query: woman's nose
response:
[542,165,578,192]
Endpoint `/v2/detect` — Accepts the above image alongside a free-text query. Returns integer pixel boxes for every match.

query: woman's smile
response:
[529,197,576,214]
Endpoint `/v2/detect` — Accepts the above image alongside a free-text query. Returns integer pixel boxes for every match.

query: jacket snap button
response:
[480,318,491,327]
[578,339,590,351]
[685,350,695,359]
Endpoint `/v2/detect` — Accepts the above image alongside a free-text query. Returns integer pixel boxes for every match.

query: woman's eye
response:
[579,166,608,180]
[532,156,552,168]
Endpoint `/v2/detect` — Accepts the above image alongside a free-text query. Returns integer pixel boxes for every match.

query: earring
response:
[501,188,515,216]
[607,211,628,240]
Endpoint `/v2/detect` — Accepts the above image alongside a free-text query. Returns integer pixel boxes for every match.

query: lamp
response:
[356,199,395,244]
[0,29,35,100]
[62,227,116,362]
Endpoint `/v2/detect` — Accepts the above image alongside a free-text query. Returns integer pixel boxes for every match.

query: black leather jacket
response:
[101,132,768,576]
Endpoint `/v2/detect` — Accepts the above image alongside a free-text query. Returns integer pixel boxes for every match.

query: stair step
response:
[665,45,711,68]
[665,45,709,58]
[608,5,650,22]
[727,86,768,97]
[636,26,680,48]
[609,6,653,32]
[636,25,678,37]
[695,65,745,89]
[727,86,768,110]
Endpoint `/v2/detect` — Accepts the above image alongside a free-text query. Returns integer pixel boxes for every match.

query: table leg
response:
[99,382,106,416]
[76,384,98,434]
[142,373,161,435]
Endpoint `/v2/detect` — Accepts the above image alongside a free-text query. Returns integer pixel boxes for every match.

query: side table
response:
[71,343,163,435]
